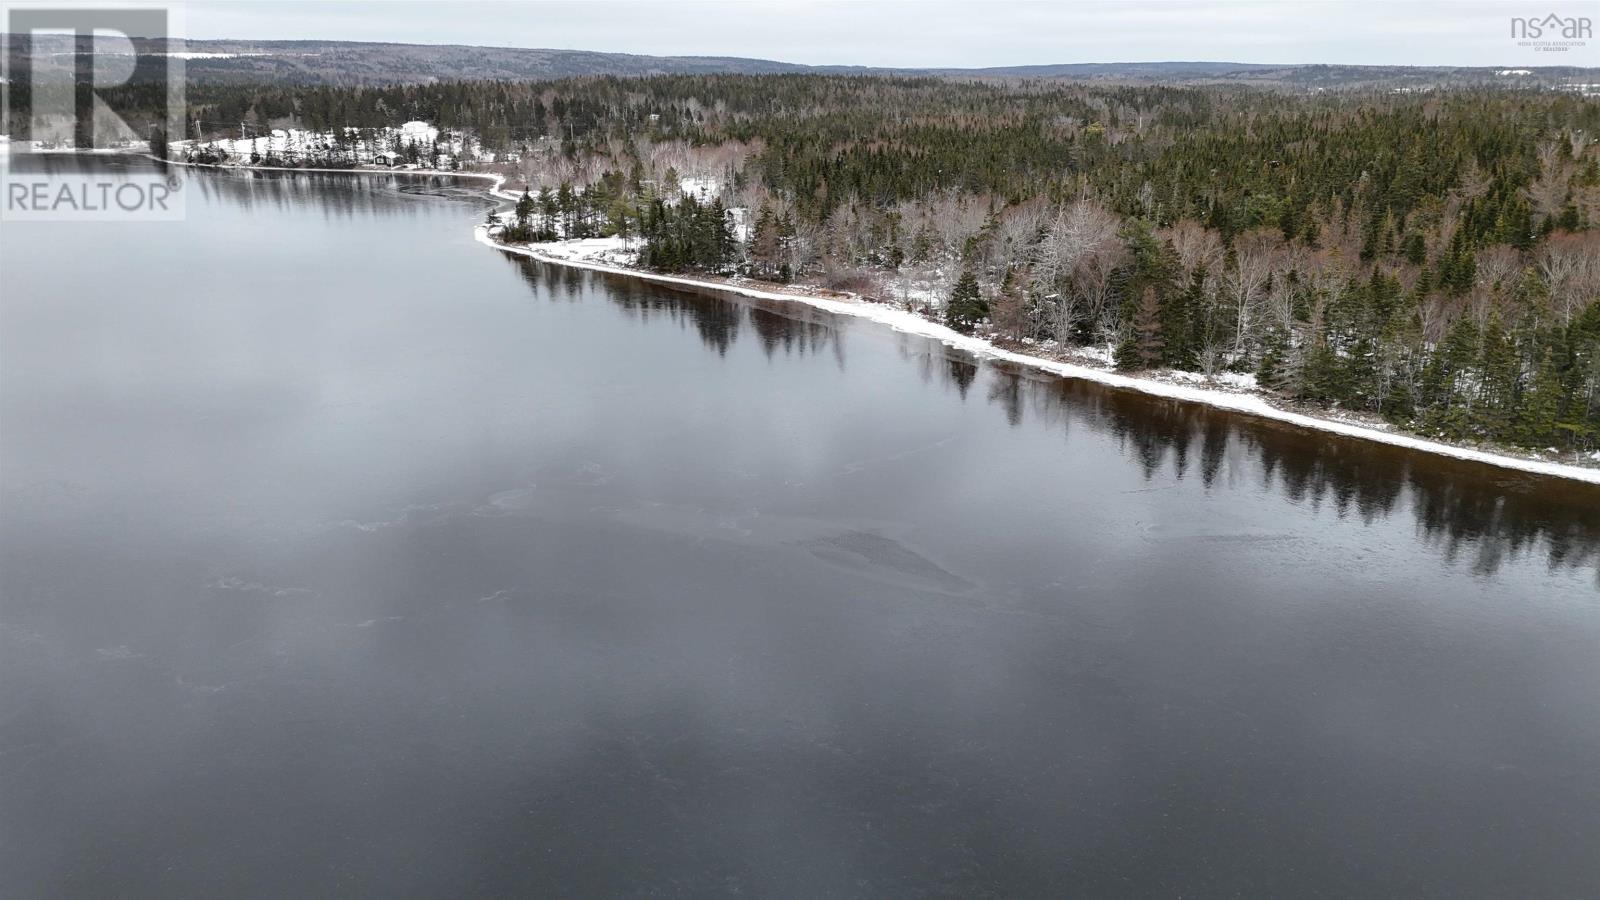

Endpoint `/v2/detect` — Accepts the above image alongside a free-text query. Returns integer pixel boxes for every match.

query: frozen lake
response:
[3,158,1598,897]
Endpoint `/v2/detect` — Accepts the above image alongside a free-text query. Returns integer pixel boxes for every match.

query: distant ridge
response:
[3,35,1596,89]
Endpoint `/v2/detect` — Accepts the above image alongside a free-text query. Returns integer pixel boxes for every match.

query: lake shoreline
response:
[126,153,1600,485]
[475,222,1600,486]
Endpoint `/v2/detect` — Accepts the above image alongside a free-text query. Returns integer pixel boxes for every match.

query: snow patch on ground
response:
[874,269,952,315]
[1066,344,1115,367]
[1164,369,1257,392]
[521,236,640,267]
[1210,371,1259,391]
[676,176,720,200]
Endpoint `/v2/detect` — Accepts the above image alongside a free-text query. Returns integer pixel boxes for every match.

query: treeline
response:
[501,184,736,273]
[498,171,638,242]
[637,195,737,273]
[87,74,1600,451]
[145,75,1600,235]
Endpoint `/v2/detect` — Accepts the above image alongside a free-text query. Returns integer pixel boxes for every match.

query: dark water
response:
[3,159,1599,898]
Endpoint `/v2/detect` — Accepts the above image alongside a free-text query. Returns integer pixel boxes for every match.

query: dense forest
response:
[65,74,1600,452]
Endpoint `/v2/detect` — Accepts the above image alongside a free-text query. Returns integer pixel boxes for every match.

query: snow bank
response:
[476,225,1600,486]
[523,236,640,268]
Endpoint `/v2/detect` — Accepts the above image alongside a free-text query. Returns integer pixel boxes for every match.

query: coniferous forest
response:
[89,74,1600,453]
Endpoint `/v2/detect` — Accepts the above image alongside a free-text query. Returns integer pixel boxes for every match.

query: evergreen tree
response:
[1517,348,1564,447]
[1161,266,1202,369]
[944,269,986,333]
[1421,317,1481,438]
[1473,314,1521,439]
[1257,325,1296,394]
[1117,287,1166,370]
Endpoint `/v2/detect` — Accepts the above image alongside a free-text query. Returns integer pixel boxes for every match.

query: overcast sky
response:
[14,0,1600,68]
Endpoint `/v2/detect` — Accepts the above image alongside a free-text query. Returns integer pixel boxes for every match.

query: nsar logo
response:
[1510,12,1593,52]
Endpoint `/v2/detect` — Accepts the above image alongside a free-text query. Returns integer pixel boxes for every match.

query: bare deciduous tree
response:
[1226,229,1282,361]
[1160,219,1224,280]
[1029,199,1121,343]
[1525,141,1574,222]
[1471,244,1522,327]
[1539,231,1600,326]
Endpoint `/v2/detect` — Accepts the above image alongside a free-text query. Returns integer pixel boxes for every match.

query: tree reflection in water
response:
[504,253,1600,585]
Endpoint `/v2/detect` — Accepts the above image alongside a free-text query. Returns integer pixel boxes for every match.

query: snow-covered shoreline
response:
[476,225,1600,486]
[80,151,1600,485]
[149,153,507,186]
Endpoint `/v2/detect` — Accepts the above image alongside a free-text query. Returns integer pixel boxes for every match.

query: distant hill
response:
[3,34,1596,90]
